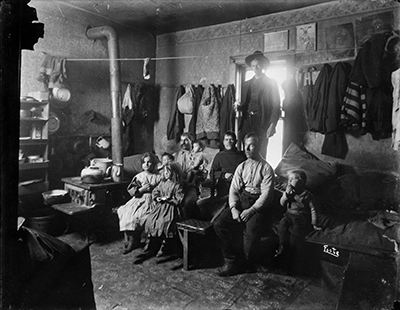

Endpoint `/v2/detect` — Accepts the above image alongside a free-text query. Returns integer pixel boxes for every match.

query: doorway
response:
[244,60,287,169]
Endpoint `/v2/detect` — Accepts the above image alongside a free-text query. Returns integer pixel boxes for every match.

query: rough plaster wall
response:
[21,2,156,151]
[154,0,400,176]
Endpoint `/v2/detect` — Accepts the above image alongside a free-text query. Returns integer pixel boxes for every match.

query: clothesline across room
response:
[40,45,366,62]
[62,55,212,62]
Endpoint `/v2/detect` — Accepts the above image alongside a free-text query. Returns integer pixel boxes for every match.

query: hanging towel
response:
[143,57,151,80]
[122,84,134,131]
[122,84,133,110]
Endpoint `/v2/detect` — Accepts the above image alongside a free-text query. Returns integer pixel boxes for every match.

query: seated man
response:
[210,131,246,197]
[214,132,275,276]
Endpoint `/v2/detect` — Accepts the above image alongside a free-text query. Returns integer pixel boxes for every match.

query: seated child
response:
[117,152,161,255]
[186,140,209,185]
[135,162,184,262]
[157,152,174,171]
[275,170,321,258]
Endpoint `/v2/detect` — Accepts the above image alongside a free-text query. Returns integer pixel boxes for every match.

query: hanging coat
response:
[195,84,220,140]
[309,64,332,133]
[219,84,236,149]
[167,86,185,141]
[189,85,204,138]
[347,32,396,139]
[321,62,352,159]
[298,69,314,131]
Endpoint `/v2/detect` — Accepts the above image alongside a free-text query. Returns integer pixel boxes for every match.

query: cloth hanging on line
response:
[342,32,397,139]
[167,86,185,141]
[143,57,151,80]
[37,54,67,88]
[340,82,367,132]
[321,62,352,159]
[308,64,332,134]
[392,68,400,151]
[195,84,220,140]
[219,84,236,150]
[122,84,133,110]
[188,85,204,139]
[298,69,314,131]
[177,84,195,114]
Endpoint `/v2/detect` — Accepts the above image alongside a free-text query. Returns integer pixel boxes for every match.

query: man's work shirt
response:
[229,157,275,213]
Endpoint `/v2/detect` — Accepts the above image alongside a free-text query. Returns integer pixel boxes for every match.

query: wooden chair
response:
[177,195,227,270]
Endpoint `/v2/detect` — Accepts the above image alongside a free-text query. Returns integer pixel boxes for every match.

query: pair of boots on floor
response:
[123,230,181,259]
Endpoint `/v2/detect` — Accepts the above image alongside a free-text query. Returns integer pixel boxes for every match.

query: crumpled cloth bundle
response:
[37,54,67,88]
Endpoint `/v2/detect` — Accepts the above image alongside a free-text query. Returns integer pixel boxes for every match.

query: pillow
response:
[123,154,144,178]
[275,143,337,190]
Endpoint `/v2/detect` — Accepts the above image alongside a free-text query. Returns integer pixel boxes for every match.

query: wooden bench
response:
[177,195,227,270]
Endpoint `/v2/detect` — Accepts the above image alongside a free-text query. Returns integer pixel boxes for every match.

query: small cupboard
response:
[19,98,49,196]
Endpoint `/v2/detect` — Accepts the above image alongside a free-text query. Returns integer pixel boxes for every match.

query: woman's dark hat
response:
[245,51,270,67]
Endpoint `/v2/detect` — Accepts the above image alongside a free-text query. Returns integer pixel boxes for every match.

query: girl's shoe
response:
[122,232,140,255]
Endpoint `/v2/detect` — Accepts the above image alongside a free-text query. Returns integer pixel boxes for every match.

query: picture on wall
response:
[263,30,289,53]
[296,23,316,51]
[325,23,355,59]
[355,11,393,46]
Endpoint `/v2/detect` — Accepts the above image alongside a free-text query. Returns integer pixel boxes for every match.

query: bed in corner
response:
[274,142,400,310]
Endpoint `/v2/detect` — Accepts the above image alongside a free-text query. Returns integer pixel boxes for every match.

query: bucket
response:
[24,208,62,236]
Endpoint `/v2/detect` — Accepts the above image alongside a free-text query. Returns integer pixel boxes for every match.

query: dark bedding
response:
[275,143,400,256]
[307,211,400,255]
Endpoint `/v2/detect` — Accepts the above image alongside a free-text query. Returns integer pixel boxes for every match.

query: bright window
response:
[244,61,287,169]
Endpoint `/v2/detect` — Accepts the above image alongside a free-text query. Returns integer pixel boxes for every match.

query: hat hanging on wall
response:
[245,51,270,67]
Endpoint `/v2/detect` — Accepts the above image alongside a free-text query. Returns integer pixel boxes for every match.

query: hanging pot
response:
[50,87,71,109]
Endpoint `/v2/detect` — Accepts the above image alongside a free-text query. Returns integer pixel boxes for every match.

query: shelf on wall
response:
[19,161,49,171]
[19,139,48,145]
[20,117,49,122]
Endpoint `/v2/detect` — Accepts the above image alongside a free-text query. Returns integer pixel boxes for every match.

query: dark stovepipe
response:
[86,26,124,182]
